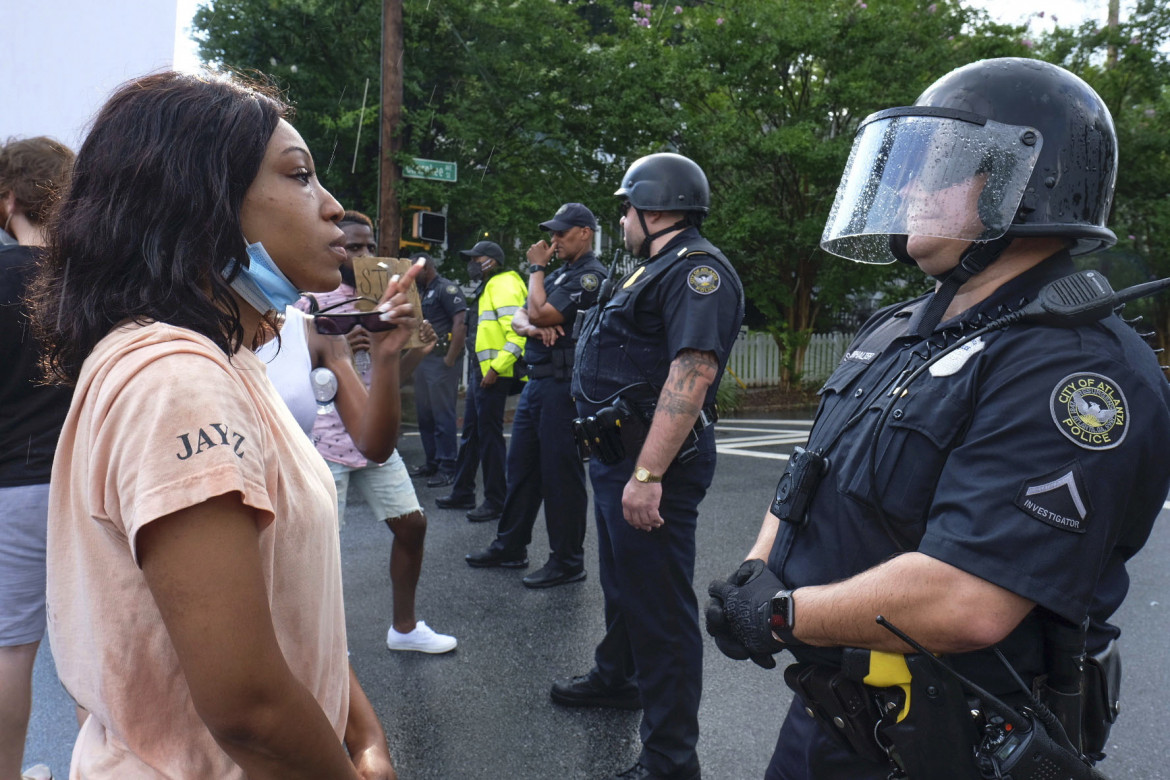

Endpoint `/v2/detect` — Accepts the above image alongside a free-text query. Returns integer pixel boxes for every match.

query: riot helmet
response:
[615,152,710,214]
[615,152,709,257]
[821,58,1118,266]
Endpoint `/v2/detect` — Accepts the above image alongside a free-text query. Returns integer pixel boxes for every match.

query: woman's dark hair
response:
[29,70,290,385]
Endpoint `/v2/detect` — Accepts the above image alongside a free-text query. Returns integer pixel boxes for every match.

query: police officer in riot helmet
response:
[706,58,1170,780]
[555,153,743,780]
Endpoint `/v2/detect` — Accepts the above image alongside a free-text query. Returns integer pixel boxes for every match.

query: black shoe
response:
[551,672,640,710]
[408,464,437,478]
[522,562,586,589]
[426,472,456,488]
[466,504,502,523]
[435,494,477,510]
[466,546,528,569]
[613,761,700,780]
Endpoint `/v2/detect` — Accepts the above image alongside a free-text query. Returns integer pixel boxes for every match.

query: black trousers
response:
[449,372,512,510]
[491,376,587,569]
[587,438,715,777]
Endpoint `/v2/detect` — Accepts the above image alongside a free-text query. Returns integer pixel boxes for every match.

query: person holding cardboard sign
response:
[302,210,457,655]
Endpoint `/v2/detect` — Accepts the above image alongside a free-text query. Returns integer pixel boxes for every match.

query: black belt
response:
[527,348,575,380]
[526,362,563,379]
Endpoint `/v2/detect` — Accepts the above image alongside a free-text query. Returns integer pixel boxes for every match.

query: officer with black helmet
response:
[705,58,1170,779]
[553,153,744,780]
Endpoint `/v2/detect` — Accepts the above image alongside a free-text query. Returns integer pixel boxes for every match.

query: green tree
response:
[191,0,1170,381]
[599,0,1027,384]
[1034,0,1170,352]
[195,0,633,267]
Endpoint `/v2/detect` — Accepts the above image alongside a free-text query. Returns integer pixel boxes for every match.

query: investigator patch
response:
[687,265,720,295]
[1050,372,1127,450]
[1014,462,1092,534]
[580,273,600,292]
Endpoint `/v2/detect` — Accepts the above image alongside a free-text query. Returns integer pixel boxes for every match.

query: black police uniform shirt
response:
[524,250,607,367]
[768,252,1170,689]
[573,227,744,413]
[420,273,467,343]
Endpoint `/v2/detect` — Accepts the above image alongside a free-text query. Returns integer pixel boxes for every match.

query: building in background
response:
[0,0,182,149]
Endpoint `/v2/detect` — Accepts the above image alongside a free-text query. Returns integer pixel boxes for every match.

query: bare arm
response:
[444,311,466,368]
[311,329,401,464]
[622,349,718,531]
[344,665,396,780]
[511,307,535,337]
[138,493,360,779]
[400,320,437,380]
[524,240,564,326]
[308,263,425,463]
[790,551,1035,654]
[513,308,564,346]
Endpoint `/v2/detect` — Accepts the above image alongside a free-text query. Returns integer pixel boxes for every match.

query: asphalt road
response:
[23,416,1170,779]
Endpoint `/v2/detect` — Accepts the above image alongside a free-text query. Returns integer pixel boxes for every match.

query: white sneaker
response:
[386,620,457,654]
[22,765,53,780]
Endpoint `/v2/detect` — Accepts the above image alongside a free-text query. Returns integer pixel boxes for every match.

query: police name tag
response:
[929,337,985,377]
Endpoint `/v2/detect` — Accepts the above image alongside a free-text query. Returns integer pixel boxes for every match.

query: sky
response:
[171,0,1118,73]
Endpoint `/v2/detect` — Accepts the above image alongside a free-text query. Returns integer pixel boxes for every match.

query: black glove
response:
[705,559,788,669]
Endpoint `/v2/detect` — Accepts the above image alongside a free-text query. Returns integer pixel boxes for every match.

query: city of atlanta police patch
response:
[580,273,599,292]
[446,284,459,294]
[687,265,720,295]
[1050,372,1127,450]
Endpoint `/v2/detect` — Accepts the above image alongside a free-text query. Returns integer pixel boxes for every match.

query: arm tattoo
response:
[658,350,718,416]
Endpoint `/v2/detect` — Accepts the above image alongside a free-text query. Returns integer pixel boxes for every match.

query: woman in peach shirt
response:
[29,71,417,779]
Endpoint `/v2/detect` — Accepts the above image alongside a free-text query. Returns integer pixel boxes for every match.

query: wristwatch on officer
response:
[770,589,795,641]
[633,465,662,484]
[527,263,546,275]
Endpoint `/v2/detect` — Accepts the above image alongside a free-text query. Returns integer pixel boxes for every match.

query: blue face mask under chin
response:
[223,241,302,314]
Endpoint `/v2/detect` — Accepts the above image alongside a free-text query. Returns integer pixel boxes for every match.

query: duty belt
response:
[527,348,575,380]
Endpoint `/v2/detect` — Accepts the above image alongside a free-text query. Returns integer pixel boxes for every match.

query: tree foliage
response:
[192,0,1170,384]
[1033,0,1170,353]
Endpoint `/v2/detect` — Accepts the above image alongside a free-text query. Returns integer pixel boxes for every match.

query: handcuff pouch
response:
[1081,639,1120,758]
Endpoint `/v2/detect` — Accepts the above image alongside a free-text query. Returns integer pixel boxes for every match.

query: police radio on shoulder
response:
[1010,270,1170,327]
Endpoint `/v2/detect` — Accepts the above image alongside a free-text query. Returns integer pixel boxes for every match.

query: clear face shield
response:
[820,107,1043,264]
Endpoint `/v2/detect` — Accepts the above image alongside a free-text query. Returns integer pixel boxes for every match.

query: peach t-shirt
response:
[46,322,349,779]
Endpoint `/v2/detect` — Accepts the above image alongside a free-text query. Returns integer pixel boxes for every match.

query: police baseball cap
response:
[539,202,598,232]
[458,240,505,264]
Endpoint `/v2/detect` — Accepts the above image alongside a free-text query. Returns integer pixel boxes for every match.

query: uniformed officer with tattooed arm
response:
[554,153,744,780]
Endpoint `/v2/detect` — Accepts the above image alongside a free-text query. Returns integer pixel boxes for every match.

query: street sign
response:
[403,157,457,182]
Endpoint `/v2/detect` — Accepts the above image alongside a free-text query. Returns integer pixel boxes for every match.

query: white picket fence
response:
[453,329,852,390]
[725,330,853,387]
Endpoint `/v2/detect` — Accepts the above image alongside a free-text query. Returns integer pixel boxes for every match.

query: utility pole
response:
[378,0,403,256]
[1106,0,1120,69]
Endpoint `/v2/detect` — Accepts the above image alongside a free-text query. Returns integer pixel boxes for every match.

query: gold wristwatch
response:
[633,466,662,484]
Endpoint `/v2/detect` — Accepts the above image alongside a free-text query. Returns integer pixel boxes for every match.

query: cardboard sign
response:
[352,256,426,348]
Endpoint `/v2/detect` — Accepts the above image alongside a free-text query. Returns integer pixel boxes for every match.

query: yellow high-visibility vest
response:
[475,269,527,378]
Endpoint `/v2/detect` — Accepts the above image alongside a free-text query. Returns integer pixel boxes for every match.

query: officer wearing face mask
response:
[556,154,744,780]
[705,58,1170,780]
[436,241,526,522]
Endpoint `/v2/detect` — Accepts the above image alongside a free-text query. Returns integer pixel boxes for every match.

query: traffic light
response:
[412,210,446,243]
